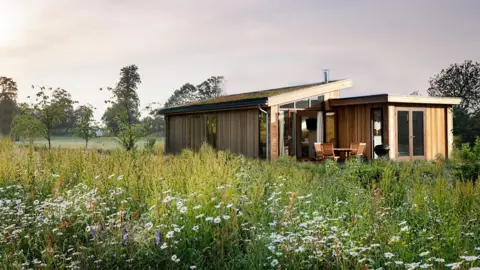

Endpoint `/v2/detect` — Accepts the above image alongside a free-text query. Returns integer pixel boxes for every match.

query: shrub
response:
[451,136,480,182]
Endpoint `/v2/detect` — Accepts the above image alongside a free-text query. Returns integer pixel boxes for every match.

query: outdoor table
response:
[334,148,354,159]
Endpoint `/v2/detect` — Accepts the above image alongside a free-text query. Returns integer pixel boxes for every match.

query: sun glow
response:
[0,4,23,47]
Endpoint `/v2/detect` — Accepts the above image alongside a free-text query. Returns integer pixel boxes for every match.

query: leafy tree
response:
[428,60,480,114]
[102,65,145,151]
[142,115,165,136]
[197,76,225,99]
[52,105,77,135]
[10,103,45,145]
[0,77,19,137]
[428,60,480,145]
[164,76,225,108]
[31,86,77,149]
[74,104,98,149]
[164,83,198,108]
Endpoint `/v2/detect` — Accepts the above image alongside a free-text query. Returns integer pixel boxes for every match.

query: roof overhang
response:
[329,94,462,106]
[267,79,353,106]
[157,97,268,115]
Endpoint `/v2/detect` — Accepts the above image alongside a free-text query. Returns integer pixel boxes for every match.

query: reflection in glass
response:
[412,111,424,156]
[372,109,383,159]
[325,112,336,145]
[397,111,410,157]
[206,114,217,148]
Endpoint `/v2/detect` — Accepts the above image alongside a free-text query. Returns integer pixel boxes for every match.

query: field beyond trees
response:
[15,136,164,151]
[0,139,479,269]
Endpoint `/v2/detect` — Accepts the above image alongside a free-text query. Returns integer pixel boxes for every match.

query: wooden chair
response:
[314,143,324,161]
[350,142,360,156]
[321,143,339,162]
[351,143,366,159]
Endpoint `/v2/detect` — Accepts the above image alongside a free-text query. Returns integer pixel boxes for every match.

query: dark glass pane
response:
[310,96,324,107]
[206,114,217,148]
[259,112,267,159]
[397,111,410,157]
[280,102,294,109]
[412,111,424,156]
[325,112,336,145]
[295,99,309,109]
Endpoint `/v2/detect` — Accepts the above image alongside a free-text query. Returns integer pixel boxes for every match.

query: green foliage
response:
[30,86,77,148]
[10,104,45,144]
[143,137,156,153]
[164,76,225,108]
[73,104,98,148]
[451,137,480,181]
[428,60,480,145]
[0,77,18,136]
[428,60,480,114]
[103,65,144,151]
[0,142,480,269]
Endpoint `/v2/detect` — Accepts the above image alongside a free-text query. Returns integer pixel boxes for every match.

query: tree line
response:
[1,61,478,150]
[0,65,225,150]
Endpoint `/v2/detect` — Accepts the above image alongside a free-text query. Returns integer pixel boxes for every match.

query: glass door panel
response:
[412,111,425,157]
[397,110,410,157]
[371,109,383,159]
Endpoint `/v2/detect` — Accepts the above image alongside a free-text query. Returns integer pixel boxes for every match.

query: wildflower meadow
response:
[0,139,479,269]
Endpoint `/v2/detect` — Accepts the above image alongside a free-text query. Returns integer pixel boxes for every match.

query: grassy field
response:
[17,136,164,150]
[0,139,479,269]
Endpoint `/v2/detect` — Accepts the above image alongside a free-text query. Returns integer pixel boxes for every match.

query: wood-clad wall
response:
[217,109,259,158]
[335,104,389,160]
[166,109,260,158]
[425,106,447,159]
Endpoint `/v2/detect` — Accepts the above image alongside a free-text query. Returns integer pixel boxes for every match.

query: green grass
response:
[0,139,479,269]
[17,136,164,150]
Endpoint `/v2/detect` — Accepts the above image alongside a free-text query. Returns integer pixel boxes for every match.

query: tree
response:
[102,65,145,151]
[427,60,480,145]
[164,76,225,108]
[164,83,198,108]
[428,60,480,114]
[0,77,18,137]
[10,103,45,145]
[197,76,225,99]
[74,104,98,149]
[31,86,77,149]
[142,115,165,136]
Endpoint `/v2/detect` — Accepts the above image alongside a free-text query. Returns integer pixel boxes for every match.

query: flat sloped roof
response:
[328,94,462,106]
[158,81,336,114]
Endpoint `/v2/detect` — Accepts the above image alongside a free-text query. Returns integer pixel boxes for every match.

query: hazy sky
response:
[1,0,479,118]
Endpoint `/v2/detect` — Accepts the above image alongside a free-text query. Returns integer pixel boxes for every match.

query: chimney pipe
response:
[323,69,330,83]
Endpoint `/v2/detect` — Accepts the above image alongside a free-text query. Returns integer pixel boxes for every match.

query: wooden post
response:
[446,106,454,159]
[270,105,279,160]
[388,105,396,160]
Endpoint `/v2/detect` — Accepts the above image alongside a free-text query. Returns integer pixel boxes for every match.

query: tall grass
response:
[0,139,479,269]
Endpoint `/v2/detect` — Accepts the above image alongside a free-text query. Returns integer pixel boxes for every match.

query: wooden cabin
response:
[158,79,461,161]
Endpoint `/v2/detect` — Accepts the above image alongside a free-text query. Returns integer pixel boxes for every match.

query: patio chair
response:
[350,142,360,156]
[314,143,324,161]
[351,143,366,159]
[321,143,339,162]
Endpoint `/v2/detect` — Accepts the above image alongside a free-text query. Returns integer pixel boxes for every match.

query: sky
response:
[1,0,479,119]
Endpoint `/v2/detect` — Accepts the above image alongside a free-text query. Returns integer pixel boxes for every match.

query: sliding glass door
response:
[396,108,425,161]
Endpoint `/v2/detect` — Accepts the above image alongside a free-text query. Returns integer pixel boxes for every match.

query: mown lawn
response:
[15,136,164,150]
[0,139,479,269]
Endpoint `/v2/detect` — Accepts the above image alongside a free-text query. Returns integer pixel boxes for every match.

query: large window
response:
[325,112,336,145]
[206,114,217,148]
[259,112,267,159]
[279,96,324,110]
